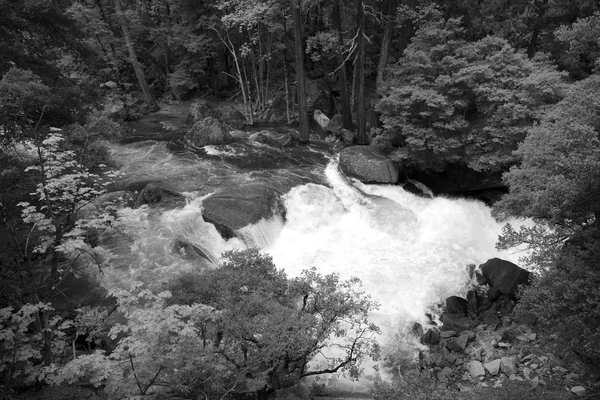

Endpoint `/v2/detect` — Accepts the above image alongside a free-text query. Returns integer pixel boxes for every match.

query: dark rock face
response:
[408,163,506,201]
[186,117,234,147]
[446,296,469,316]
[475,258,531,298]
[201,183,283,239]
[187,99,222,123]
[339,146,400,184]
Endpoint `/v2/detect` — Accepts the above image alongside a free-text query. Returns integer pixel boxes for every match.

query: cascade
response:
[105,138,526,391]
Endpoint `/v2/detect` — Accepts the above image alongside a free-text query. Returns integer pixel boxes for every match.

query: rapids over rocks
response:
[102,119,525,392]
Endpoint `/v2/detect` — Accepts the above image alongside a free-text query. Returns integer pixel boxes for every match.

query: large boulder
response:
[186,117,233,147]
[201,183,283,239]
[339,146,400,184]
[187,99,221,123]
[474,258,531,299]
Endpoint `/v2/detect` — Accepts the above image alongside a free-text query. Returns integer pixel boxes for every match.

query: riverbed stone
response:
[339,146,399,184]
[201,182,283,239]
[186,117,233,147]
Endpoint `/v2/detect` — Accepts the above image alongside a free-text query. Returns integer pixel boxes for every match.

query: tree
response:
[168,249,381,396]
[54,250,380,398]
[292,0,310,143]
[495,74,600,365]
[113,0,160,111]
[376,6,565,172]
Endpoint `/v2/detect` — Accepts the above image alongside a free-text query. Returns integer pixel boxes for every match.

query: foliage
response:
[57,249,380,398]
[0,303,71,395]
[170,249,381,390]
[0,68,52,144]
[376,7,566,172]
[555,11,600,78]
[512,230,600,364]
[371,370,453,400]
[55,283,225,399]
[495,73,600,367]
[495,74,600,227]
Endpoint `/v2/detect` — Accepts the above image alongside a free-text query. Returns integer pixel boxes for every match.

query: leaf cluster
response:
[377,9,565,172]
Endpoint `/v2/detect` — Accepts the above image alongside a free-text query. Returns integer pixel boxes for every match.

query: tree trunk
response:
[292,0,310,143]
[332,0,353,130]
[113,0,160,112]
[355,0,368,144]
[376,0,396,93]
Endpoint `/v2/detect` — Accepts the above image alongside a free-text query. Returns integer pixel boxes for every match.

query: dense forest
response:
[1,0,600,398]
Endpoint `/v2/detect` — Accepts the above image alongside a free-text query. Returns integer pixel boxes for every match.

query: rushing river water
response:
[103,124,525,391]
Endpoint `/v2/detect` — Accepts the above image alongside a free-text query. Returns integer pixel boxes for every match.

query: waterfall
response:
[105,139,525,391]
[259,161,524,388]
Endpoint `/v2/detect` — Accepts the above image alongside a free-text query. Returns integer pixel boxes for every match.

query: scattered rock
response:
[440,330,456,339]
[339,146,400,184]
[186,117,233,147]
[570,386,586,397]
[483,359,501,376]
[500,356,518,375]
[422,329,440,345]
[440,313,478,332]
[447,334,470,352]
[468,360,485,379]
[438,367,453,380]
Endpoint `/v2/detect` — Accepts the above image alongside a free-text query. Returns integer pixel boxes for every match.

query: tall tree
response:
[355,0,368,144]
[292,0,309,143]
[113,0,160,111]
[332,0,353,130]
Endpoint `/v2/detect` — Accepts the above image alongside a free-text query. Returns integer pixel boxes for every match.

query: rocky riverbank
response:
[412,258,594,398]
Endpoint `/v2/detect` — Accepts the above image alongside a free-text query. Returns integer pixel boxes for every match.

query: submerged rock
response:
[201,183,283,239]
[135,183,185,208]
[339,145,400,184]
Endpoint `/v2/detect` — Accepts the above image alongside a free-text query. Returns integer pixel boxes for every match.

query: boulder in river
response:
[339,145,400,184]
[474,258,531,299]
[186,117,233,147]
[201,182,284,239]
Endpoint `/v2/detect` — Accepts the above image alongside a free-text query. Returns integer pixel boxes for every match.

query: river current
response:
[102,126,525,391]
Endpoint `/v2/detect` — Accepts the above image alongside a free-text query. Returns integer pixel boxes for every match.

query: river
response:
[101,117,525,391]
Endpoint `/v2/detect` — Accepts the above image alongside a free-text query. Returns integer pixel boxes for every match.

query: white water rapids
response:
[103,138,525,391]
